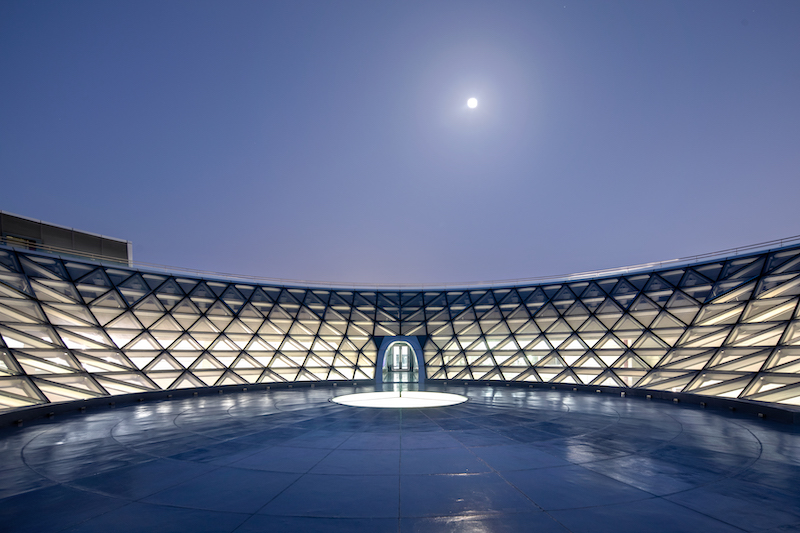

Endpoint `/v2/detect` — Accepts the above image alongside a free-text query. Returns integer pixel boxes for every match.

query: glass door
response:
[390,344,411,371]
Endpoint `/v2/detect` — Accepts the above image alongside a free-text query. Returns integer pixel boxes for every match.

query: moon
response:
[467,97,478,108]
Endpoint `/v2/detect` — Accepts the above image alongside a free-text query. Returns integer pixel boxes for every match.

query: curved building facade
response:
[2,239,800,414]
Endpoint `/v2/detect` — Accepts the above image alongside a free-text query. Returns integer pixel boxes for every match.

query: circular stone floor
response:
[1,384,799,533]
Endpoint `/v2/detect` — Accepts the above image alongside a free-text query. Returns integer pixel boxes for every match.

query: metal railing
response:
[3,234,800,290]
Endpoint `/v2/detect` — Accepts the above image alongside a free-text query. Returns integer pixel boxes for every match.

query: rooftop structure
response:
[1,222,800,415]
[0,211,131,266]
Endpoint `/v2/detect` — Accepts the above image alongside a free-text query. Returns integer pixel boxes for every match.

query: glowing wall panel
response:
[2,244,800,412]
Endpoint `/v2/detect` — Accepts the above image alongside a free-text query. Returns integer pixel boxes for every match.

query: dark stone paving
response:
[1,384,799,532]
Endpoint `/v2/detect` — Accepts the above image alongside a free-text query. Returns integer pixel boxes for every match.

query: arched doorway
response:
[375,336,425,389]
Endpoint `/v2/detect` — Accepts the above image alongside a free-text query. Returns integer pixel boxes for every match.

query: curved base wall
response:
[2,242,800,417]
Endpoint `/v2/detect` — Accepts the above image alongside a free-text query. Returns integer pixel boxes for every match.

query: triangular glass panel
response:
[680,270,712,288]
[90,290,126,310]
[636,370,696,392]
[451,307,476,322]
[577,317,607,334]
[578,282,605,299]
[151,330,182,349]
[650,311,687,331]
[105,311,142,330]
[172,278,196,295]
[708,280,755,304]
[765,346,800,372]
[33,376,105,401]
[676,326,732,349]
[594,333,625,351]
[423,292,446,308]
[644,276,674,295]
[203,282,226,297]
[155,279,185,301]
[184,317,216,334]
[14,350,80,374]
[545,318,573,335]
[237,302,264,321]
[0,298,45,323]
[448,292,473,308]
[719,257,762,281]
[142,274,168,290]
[118,273,148,292]
[103,269,130,285]
[707,348,770,372]
[172,298,201,316]
[659,348,714,369]
[595,298,623,317]
[31,279,81,303]
[20,256,68,280]
[658,270,685,287]
[219,286,245,313]
[539,285,561,299]
[595,279,617,294]
[133,294,166,314]
[694,303,745,327]
[559,334,587,352]
[727,323,786,348]
[209,335,240,352]
[684,372,754,398]
[224,318,253,335]
[665,292,700,322]
[126,331,163,351]
[597,370,629,387]
[188,352,225,370]
[632,332,669,350]
[495,289,521,306]
[94,373,157,394]
[87,306,125,326]
[610,279,638,308]
[691,262,722,282]
[625,275,650,291]
[0,251,20,273]
[189,280,215,299]
[564,301,590,324]
[377,292,400,307]
[0,272,34,297]
[524,287,548,306]
[566,282,588,297]
[77,269,112,288]
[151,314,183,331]
[552,286,575,303]
[0,349,22,375]
[479,306,503,321]
[535,353,565,368]
[512,320,540,335]
[766,250,800,274]
[534,302,559,326]
[628,295,660,327]
[144,352,184,371]
[756,274,800,300]
[204,299,236,324]
[742,297,797,323]
[168,372,206,389]
[169,333,204,351]
[247,288,274,312]
[612,352,648,369]
[683,284,712,303]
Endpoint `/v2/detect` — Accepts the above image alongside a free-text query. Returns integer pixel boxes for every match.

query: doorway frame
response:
[375,336,426,387]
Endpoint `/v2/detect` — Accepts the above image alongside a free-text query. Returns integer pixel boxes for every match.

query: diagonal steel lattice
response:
[1,242,800,412]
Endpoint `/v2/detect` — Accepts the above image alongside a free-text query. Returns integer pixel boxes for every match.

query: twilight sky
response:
[1,1,799,285]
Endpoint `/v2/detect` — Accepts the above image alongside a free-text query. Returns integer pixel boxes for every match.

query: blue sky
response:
[2,1,799,284]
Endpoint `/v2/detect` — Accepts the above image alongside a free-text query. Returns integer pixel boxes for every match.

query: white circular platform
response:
[331,390,468,408]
